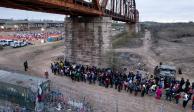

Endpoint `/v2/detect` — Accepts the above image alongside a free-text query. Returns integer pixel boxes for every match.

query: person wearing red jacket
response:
[175,93,181,104]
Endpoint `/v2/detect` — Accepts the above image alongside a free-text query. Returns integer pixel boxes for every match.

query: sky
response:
[0,0,194,22]
[136,0,194,22]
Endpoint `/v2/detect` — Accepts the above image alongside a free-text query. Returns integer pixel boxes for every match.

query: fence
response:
[44,81,124,112]
[0,79,122,112]
[43,83,94,112]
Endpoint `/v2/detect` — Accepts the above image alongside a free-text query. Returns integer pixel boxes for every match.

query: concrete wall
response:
[64,17,112,67]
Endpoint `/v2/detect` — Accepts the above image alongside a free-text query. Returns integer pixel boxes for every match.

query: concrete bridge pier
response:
[64,17,112,67]
[125,23,140,34]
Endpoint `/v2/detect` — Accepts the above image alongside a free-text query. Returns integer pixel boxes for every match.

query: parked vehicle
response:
[154,64,176,78]
[20,41,27,47]
[5,40,14,46]
[0,40,6,46]
[0,40,13,46]
[10,41,29,48]
[27,42,33,45]
[10,41,21,48]
[1,39,30,48]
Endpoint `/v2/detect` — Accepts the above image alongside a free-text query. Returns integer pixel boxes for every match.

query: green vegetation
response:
[144,22,194,42]
[112,23,125,30]
[112,31,144,49]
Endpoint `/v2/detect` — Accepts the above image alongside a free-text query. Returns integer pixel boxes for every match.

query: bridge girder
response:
[0,0,138,23]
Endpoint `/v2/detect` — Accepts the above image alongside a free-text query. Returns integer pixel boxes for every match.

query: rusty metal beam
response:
[0,0,103,16]
[92,0,101,10]
[0,0,138,23]
[37,0,103,15]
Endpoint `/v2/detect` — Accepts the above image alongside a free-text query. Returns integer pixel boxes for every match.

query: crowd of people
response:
[14,31,62,41]
[50,60,194,110]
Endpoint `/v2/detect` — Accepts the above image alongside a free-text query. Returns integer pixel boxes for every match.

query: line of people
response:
[50,60,194,110]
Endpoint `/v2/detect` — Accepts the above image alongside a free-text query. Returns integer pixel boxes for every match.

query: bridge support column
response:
[64,17,112,67]
[126,23,140,34]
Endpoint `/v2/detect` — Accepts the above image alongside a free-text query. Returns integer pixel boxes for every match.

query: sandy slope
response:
[114,31,159,73]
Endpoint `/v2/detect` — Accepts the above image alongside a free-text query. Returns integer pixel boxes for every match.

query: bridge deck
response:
[0,0,138,23]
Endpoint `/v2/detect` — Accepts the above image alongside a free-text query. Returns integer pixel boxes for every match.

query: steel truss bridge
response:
[0,0,139,23]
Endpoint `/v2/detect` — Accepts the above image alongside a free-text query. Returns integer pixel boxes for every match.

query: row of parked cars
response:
[0,40,32,48]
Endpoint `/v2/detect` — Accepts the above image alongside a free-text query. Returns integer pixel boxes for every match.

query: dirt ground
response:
[151,37,194,81]
[115,31,194,82]
[0,30,193,112]
[114,31,159,73]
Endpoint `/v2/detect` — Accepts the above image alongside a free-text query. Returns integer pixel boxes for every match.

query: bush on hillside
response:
[146,23,194,41]
[112,31,144,49]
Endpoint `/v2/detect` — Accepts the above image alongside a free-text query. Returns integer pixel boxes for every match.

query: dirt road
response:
[114,31,159,73]
[0,41,64,75]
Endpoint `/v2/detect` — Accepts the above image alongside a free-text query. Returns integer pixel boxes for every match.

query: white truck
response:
[0,40,6,46]
[0,40,14,46]
[10,41,21,48]
[10,41,28,48]
[5,40,14,46]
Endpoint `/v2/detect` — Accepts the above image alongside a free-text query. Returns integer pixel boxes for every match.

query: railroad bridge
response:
[0,0,139,67]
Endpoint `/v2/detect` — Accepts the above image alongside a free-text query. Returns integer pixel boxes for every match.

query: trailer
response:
[0,70,50,111]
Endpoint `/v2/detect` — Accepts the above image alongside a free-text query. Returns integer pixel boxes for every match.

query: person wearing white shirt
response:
[183,93,189,108]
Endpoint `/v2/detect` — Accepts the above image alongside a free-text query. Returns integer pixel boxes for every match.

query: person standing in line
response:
[155,86,162,100]
[24,60,28,71]
[124,80,128,91]
[51,63,54,73]
[182,93,189,108]
[134,82,139,96]
[44,71,49,79]
[175,93,181,104]
[185,79,190,92]
[192,95,194,110]
[141,84,146,97]
[128,79,133,94]
[179,78,185,92]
